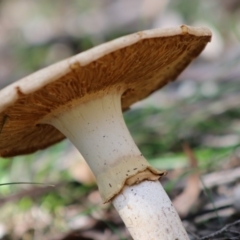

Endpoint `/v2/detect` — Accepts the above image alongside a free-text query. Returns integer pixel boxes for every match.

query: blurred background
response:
[0,0,240,239]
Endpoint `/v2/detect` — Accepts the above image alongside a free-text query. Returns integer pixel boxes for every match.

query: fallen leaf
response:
[173,143,201,217]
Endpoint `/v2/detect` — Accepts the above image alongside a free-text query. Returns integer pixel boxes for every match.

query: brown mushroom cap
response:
[0,25,211,157]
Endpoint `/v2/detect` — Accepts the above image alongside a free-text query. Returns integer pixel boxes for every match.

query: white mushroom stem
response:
[45,88,189,240]
[113,181,189,239]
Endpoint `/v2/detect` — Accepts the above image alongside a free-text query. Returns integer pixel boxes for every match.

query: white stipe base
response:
[113,180,189,240]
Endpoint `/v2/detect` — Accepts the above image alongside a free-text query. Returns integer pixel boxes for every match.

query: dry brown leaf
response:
[173,143,201,217]
[68,148,96,185]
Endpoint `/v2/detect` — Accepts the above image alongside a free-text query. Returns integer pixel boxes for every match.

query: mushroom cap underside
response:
[0,25,211,157]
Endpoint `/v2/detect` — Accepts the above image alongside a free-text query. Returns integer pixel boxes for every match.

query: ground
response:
[0,1,240,239]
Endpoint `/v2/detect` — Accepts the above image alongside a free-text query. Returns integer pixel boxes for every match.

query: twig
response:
[187,230,201,240]
[0,182,63,205]
[0,182,55,187]
[227,229,240,235]
[200,176,222,226]
[200,219,240,240]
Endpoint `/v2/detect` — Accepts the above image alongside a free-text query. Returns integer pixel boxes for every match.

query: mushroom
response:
[0,25,211,240]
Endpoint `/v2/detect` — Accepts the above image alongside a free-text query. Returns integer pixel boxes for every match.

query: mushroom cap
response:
[0,25,211,157]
